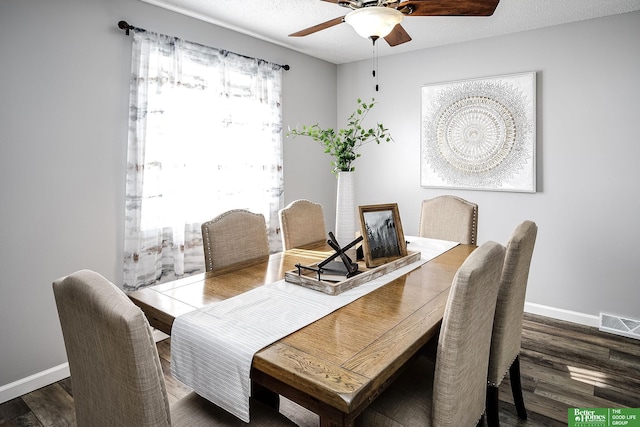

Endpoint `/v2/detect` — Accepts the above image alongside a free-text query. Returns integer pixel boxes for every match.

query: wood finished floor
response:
[1,313,638,426]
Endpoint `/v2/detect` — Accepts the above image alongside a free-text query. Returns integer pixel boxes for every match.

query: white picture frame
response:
[421,72,536,192]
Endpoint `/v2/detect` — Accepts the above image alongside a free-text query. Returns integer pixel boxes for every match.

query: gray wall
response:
[1,0,638,402]
[337,11,640,323]
[0,0,336,397]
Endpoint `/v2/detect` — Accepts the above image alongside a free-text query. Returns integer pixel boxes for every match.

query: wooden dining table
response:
[128,241,475,427]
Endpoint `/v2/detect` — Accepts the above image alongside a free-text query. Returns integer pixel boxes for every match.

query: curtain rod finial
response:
[118,20,134,36]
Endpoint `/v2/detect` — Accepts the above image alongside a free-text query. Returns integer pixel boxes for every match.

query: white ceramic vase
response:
[335,171,357,260]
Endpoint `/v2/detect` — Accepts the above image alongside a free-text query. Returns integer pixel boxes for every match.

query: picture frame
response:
[358,203,407,268]
[421,72,536,192]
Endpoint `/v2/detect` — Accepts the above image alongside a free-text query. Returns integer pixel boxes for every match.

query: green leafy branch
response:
[286,98,394,174]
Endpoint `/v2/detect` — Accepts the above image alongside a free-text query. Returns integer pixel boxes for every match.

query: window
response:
[123,31,284,290]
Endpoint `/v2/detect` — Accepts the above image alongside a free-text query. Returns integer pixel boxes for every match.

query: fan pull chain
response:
[372,39,379,92]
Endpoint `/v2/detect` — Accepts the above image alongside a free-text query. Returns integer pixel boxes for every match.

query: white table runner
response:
[170,237,457,422]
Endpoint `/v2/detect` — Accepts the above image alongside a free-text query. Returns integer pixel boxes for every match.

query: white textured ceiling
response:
[140,0,640,64]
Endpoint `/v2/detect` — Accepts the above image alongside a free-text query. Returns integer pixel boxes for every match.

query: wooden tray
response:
[284,251,421,295]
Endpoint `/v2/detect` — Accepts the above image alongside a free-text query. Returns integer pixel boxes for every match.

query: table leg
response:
[252,370,355,427]
[320,414,355,427]
[251,382,279,411]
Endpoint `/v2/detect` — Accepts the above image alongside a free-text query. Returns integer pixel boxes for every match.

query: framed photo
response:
[421,72,536,192]
[358,203,407,268]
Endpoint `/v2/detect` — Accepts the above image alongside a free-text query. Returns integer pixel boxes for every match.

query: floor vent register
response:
[599,312,640,340]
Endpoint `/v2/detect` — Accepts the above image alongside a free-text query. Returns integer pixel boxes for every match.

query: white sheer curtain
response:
[123,30,284,290]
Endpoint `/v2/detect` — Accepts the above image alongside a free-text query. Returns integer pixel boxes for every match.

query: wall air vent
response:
[599,313,640,340]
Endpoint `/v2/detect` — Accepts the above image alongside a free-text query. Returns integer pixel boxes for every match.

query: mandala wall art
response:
[421,72,536,192]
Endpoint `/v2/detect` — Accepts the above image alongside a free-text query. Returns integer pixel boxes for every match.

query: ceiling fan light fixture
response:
[345,7,403,40]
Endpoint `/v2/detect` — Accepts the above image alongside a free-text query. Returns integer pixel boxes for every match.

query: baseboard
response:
[0,363,70,404]
[524,302,600,328]
[0,305,598,405]
[153,328,170,343]
[0,329,168,404]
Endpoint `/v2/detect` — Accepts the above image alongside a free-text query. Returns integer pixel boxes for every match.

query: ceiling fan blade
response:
[289,16,345,37]
[399,0,500,16]
[384,24,412,46]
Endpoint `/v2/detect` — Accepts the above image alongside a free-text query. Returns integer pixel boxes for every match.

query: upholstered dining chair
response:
[355,241,506,427]
[419,196,478,245]
[486,220,538,427]
[279,199,327,250]
[201,209,270,272]
[52,269,297,427]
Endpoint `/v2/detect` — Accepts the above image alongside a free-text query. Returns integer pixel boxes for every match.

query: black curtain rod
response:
[117,21,290,71]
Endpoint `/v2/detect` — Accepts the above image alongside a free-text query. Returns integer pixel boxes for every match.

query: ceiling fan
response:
[289,0,501,46]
